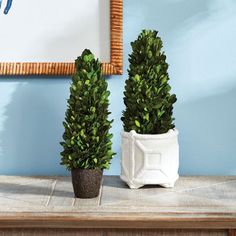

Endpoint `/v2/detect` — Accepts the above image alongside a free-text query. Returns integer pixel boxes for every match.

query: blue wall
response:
[0,0,236,176]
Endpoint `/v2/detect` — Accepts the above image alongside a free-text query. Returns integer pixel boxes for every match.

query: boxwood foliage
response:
[122,30,177,134]
[60,49,115,170]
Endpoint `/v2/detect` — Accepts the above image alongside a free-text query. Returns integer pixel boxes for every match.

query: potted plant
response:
[60,49,115,198]
[121,30,179,189]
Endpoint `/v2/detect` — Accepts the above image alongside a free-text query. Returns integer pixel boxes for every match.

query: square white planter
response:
[120,129,179,189]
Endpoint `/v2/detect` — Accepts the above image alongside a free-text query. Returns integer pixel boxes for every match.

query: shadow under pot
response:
[71,169,103,198]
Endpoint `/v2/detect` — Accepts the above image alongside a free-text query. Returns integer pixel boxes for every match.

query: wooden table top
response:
[0,175,236,229]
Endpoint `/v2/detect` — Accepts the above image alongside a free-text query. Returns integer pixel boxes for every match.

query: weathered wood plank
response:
[0,229,103,236]
[229,229,236,236]
[101,176,236,208]
[0,213,236,229]
[47,177,74,207]
[0,229,228,236]
[0,176,236,229]
[0,176,55,207]
[74,192,101,207]
[106,229,227,236]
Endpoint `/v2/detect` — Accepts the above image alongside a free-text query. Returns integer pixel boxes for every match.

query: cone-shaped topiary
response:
[122,30,177,134]
[60,49,115,170]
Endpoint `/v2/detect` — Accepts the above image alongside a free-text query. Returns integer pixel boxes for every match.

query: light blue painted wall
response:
[0,0,236,176]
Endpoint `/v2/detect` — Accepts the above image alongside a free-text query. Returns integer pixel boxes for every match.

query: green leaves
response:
[72,84,76,91]
[83,52,94,62]
[135,120,141,127]
[122,30,177,134]
[134,74,141,82]
[60,49,115,171]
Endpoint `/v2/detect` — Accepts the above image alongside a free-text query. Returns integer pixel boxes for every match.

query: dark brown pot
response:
[71,169,103,198]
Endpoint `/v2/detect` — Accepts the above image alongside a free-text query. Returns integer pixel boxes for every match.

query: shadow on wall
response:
[0,76,124,176]
[123,0,209,53]
[104,75,125,176]
[0,78,70,175]
[0,0,236,176]
[176,86,236,175]
[124,0,236,175]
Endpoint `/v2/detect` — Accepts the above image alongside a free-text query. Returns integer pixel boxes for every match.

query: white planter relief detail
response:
[120,129,179,189]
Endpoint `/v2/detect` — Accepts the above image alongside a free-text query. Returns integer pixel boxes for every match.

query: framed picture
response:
[0,0,123,76]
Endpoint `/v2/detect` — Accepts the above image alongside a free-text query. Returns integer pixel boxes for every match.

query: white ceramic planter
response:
[120,129,179,189]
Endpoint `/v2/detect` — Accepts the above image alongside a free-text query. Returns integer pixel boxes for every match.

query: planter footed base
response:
[120,174,179,189]
[120,129,179,189]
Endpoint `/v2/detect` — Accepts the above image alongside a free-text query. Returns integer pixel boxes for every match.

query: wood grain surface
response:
[0,229,229,236]
[0,176,236,230]
[229,229,236,236]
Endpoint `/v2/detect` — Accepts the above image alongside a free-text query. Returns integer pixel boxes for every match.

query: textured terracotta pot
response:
[120,129,179,189]
[71,169,103,198]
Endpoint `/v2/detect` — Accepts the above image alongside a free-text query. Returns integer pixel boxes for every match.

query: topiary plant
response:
[121,30,177,134]
[60,49,115,171]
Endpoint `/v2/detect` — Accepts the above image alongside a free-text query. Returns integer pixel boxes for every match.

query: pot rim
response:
[71,168,103,172]
[121,128,179,140]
